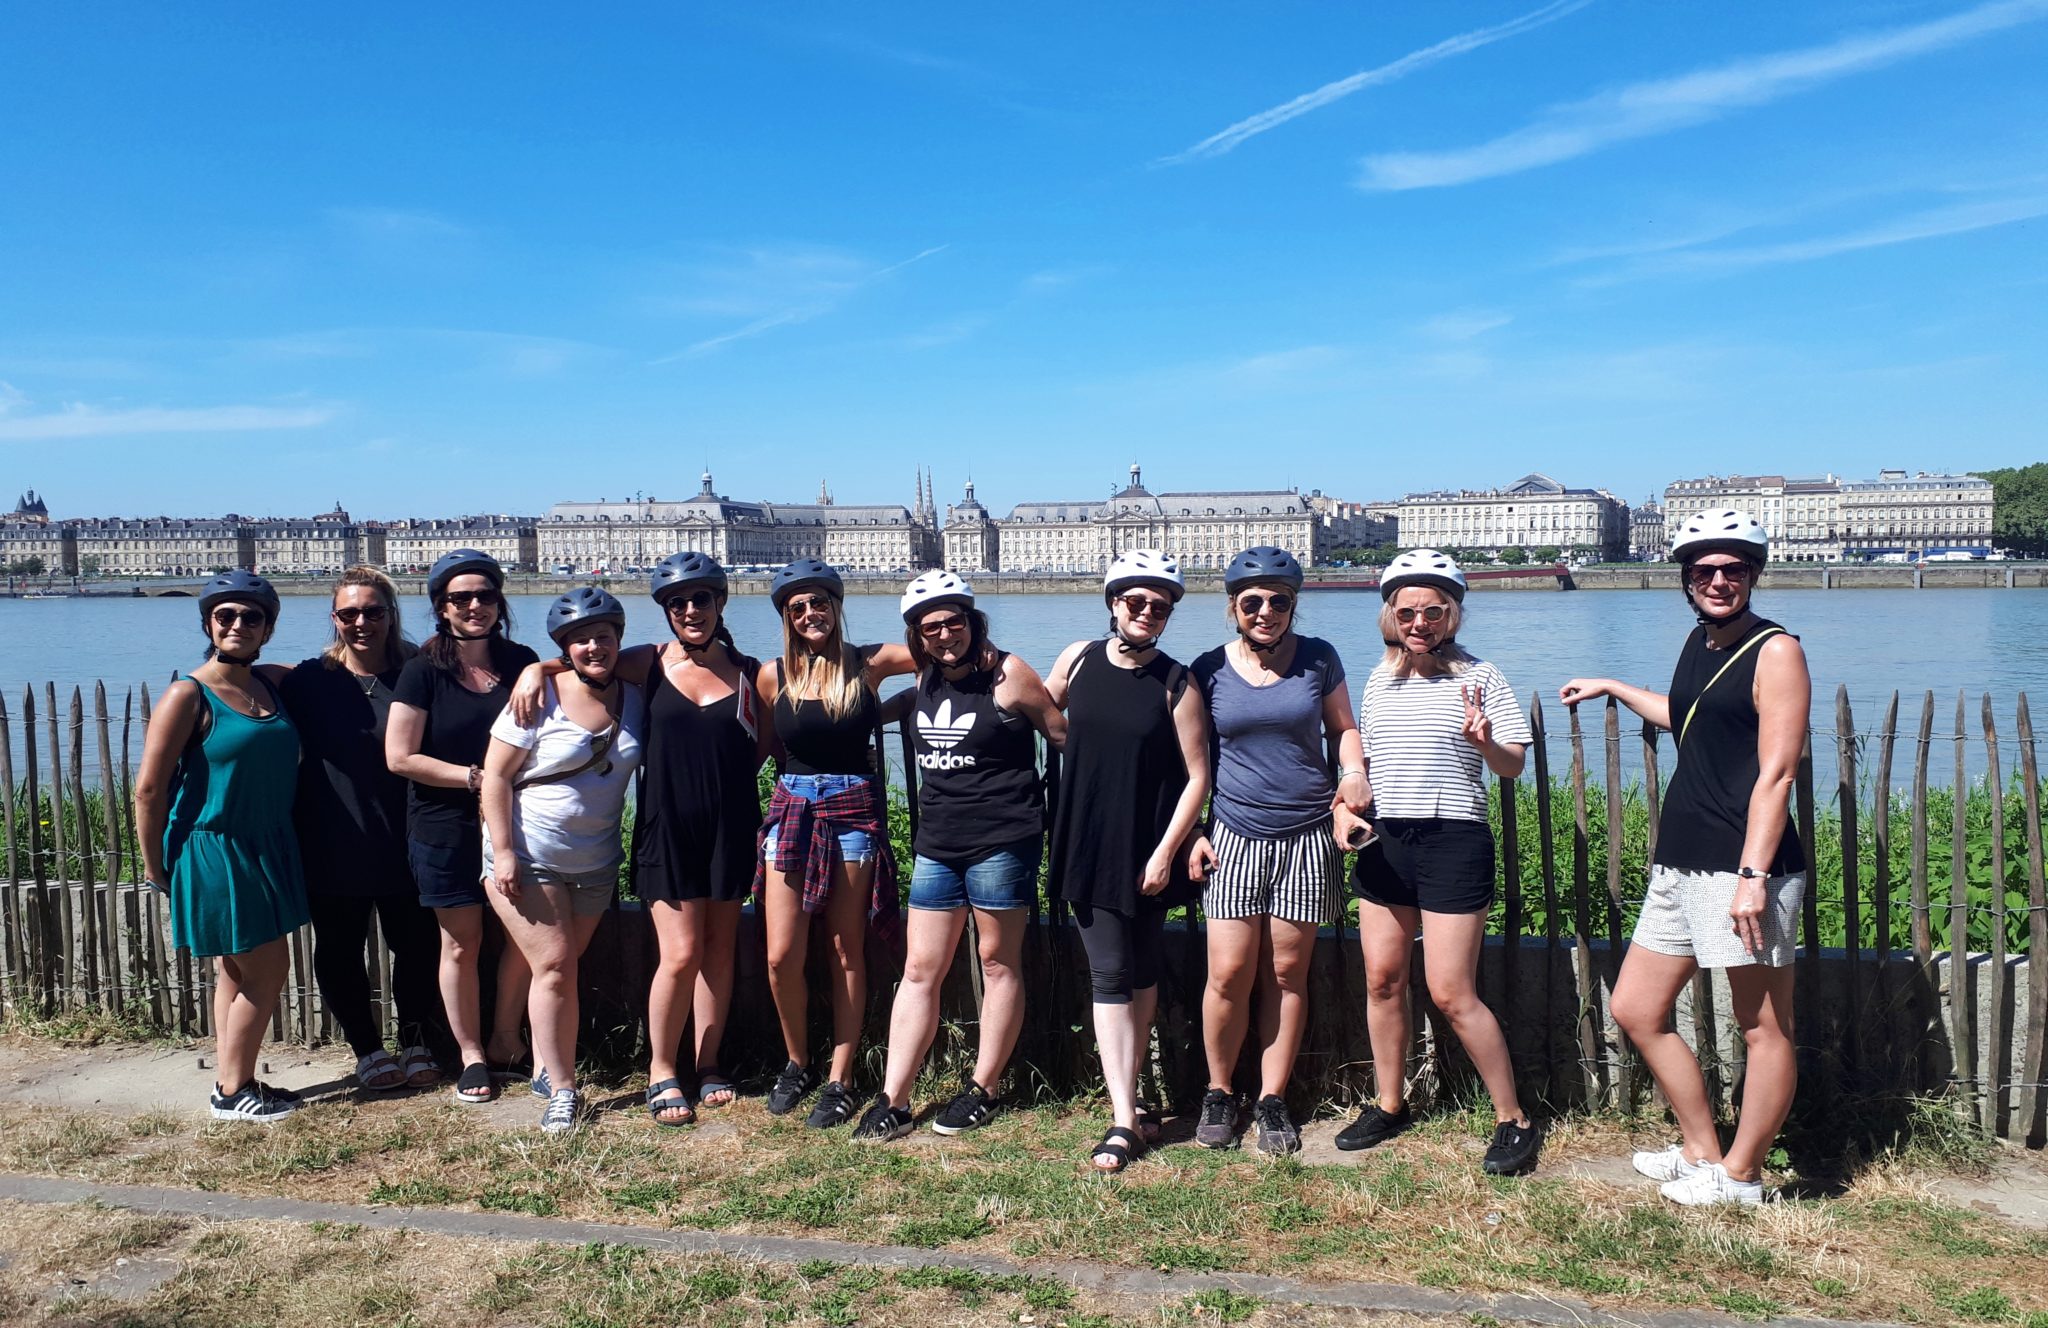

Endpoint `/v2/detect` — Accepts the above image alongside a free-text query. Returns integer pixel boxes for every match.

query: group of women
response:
[136,508,1808,1204]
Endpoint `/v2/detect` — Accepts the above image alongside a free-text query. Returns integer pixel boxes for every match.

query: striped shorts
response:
[1203,817,1343,925]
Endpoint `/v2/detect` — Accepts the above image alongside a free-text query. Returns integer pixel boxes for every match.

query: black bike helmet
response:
[197,570,281,622]
[427,548,505,600]
[650,550,728,604]
[546,586,627,644]
[770,557,843,610]
[1224,545,1305,595]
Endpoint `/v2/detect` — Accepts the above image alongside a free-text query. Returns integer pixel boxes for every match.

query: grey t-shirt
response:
[1193,636,1345,839]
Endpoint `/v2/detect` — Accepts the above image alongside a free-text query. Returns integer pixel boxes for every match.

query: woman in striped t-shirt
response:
[1340,550,1540,1177]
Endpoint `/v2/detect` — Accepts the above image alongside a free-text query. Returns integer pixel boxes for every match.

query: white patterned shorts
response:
[1202,817,1343,925]
[1631,865,1805,969]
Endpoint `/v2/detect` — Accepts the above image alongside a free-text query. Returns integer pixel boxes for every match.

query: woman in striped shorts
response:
[1186,547,1369,1155]
[1341,549,1540,1176]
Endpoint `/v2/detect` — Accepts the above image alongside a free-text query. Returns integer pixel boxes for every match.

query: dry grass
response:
[0,1089,2043,1327]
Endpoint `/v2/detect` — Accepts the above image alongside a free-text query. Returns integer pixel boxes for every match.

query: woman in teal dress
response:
[135,571,310,1123]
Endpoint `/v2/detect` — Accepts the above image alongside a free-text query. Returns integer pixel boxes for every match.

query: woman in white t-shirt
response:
[480,588,644,1134]
[1340,550,1540,1177]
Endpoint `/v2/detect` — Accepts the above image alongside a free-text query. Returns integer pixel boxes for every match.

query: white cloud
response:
[1419,310,1512,341]
[652,244,949,362]
[1359,0,2048,190]
[1645,195,2048,273]
[0,401,337,441]
[1161,0,1590,165]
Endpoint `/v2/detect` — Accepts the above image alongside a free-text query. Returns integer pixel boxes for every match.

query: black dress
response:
[280,657,410,896]
[632,650,764,903]
[1048,640,1193,915]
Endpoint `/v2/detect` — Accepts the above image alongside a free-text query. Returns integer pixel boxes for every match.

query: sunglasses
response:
[1236,593,1294,616]
[210,608,268,630]
[1686,562,1756,588]
[1395,605,1449,625]
[1117,594,1174,621]
[444,589,500,609]
[332,605,389,625]
[918,613,968,640]
[785,595,834,617]
[666,590,720,614]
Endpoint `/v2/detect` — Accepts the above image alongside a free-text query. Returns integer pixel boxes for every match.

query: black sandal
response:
[646,1078,695,1128]
[695,1068,736,1109]
[1091,1126,1144,1174]
[454,1062,497,1105]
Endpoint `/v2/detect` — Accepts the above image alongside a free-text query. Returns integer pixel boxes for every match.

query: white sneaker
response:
[1659,1161,1764,1206]
[540,1087,583,1135]
[1632,1143,1704,1182]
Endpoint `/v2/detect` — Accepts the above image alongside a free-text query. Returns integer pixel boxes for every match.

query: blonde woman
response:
[281,567,441,1093]
[754,559,915,1128]
[1341,550,1539,1176]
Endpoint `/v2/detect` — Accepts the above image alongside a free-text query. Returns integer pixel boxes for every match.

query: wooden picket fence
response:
[0,680,2042,1146]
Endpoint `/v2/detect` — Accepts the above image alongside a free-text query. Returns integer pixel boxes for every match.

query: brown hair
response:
[904,605,995,672]
[1377,588,1473,677]
[321,566,418,671]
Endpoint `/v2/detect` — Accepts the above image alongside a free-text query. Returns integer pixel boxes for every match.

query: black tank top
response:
[1048,640,1193,913]
[1655,617,1806,874]
[632,648,763,900]
[773,657,879,776]
[910,655,1042,860]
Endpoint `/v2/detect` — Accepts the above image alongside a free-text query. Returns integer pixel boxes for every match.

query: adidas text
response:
[916,752,979,771]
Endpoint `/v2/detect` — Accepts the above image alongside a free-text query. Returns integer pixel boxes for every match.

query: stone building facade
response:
[375,516,538,574]
[1395,473,1629,563]
[1663,470,1993,561]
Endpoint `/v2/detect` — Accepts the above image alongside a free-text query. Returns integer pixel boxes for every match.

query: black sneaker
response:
[1253,1094,1300,1156]
[1335,1102,1412,1152]
[209,1081,301,1124]
[1194,1088,1239,1149]
[766,1061,817,1116]
[806,1080,858,1129]
[852,1095,914,1143]
[931,1080,1000,1136]
[1482,1119,1542,1175]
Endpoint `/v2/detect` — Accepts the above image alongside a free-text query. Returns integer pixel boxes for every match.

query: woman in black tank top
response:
[752,560,917,1130]
[1558,512,1811,1206]
[509,552,769,1125]
[851,574,1067,1143]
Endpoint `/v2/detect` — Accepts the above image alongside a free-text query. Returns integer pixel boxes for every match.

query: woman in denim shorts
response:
[853,572,1066,1143]
[754,559,916,1129]
[1561,510,1809,1207]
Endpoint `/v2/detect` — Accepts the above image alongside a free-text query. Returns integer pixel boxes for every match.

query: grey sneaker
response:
[1194,1087,1239,1149]
[1253,1094,1300,1156]
[931,1080,999,1135]
[852,1095,914,1143]
[539,1087,583,1135]
[209,1081,301,1125]
[766,1061,816,1116]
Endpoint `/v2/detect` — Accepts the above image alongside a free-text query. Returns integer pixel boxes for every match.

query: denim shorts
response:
[762,773,876,864]
[910,836,1042,912]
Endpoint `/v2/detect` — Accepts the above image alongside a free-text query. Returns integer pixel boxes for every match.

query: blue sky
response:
[1,1,2043,521]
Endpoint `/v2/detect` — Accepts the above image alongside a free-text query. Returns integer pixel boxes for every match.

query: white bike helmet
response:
[1380,549,1467,603]
[1671,509,1768,565]
[899,569,975,622]
[1103,549,1184,603]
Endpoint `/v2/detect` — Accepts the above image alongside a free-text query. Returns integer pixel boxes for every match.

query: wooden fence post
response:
[1796,730,1819,1070]
[69,687,101,1008]
[0,692,18,1014]
[1499,763,1521,1024]
[1835,688,1862,1080]
[1566,702,1605,1105]
[1873,692,1900,1077]
[94,683,124,1013]
[1950,692,1975,1120]
[44,683,73,1009]
[1529,698,1563,1106]
[1982,695,2008,1137]
[1602,698,1635,1108]
[23,686,56,1013]
[2014,694,2046,1146]
[1910,691,1936,1088]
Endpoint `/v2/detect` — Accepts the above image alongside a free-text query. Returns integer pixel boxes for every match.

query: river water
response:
[8,588,2046,788]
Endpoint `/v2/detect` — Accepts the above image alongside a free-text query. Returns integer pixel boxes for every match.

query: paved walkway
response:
[0,1172,1910,1328]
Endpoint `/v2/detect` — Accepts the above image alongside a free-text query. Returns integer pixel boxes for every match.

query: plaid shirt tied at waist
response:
[753,776,899,923]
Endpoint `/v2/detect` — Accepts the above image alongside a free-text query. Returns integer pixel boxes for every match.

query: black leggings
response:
[1072,903,1165,1005]
[307,892,446,1058]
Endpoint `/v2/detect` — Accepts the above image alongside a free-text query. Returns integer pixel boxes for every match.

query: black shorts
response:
[409,834,486,910]
[1350,816,1495,916]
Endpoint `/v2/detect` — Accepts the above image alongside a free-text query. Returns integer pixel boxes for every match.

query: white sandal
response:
[355,1049,406,1092]
[400,1046,442,1089]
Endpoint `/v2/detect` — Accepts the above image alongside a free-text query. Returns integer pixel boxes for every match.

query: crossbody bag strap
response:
[1677,627,1783,748]
[515,713,621,788]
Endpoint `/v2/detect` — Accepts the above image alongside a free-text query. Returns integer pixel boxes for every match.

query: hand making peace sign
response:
[1460,682,1491,750]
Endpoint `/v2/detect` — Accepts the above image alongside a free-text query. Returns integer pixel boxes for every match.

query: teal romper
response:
[165,678,310,957]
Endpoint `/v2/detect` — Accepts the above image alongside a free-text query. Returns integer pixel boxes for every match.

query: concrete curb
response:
[0,1172,1909,1328]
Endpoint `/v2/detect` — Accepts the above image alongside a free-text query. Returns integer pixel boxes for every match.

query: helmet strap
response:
[1110,620,1157,655]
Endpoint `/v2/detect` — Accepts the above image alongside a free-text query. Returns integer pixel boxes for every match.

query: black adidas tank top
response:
[909,656,1042,860]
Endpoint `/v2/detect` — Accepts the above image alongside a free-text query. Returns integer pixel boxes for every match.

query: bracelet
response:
[1338,768,1366,781]
[467,764,483,793]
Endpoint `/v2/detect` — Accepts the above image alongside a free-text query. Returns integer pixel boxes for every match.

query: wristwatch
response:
[1737,867,1764,880]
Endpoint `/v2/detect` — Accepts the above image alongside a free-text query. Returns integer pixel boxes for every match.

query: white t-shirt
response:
[1359,657,1531,823]
[482,680,645,877]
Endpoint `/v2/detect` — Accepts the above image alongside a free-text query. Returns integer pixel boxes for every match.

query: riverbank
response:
[12,561,2048,598]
